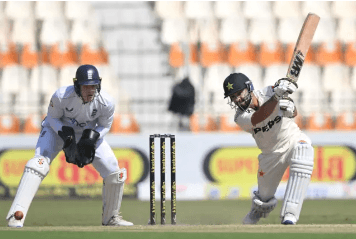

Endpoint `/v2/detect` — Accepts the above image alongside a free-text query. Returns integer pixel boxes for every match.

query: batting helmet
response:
[223,73,254,112]
[73,65,101,100]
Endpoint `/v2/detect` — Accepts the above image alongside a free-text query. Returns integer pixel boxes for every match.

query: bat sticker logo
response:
[290,51,304,78]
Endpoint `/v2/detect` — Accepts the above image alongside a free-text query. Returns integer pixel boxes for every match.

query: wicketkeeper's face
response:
[81,85,97,103]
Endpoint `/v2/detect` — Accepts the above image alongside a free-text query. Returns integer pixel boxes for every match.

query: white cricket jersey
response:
[42,85,115,139]
[234,86,301,154]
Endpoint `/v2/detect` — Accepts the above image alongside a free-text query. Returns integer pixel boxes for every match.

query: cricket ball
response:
[14,211,23,220]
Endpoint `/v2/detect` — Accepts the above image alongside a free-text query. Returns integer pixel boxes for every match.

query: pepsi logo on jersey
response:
[253,116,282,134]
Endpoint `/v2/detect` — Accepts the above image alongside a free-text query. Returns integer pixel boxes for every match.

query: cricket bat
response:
[286,13,320,82]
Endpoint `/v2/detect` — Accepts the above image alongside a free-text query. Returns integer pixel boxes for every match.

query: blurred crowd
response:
[1,2,356,134]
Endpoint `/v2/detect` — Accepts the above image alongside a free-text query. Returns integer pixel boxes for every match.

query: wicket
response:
[149,134,176,225]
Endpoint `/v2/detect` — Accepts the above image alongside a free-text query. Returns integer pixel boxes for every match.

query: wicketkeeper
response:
[7,65,133,227]
[223,73,314,225]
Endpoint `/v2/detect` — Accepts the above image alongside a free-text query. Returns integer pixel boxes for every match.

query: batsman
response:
[223,73,314,225]
[6,65,133,227]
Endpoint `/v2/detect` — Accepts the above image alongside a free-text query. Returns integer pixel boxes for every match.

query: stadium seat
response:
[30,64,58,95]
[161,19,187,45]
[219,17,248,45]
[234,64,263,90]
[219,113,242,132]
[249,18,277,45]
[331,1,356,19]
[21,43,38,69]
[111,114,140,134]
[321,63,351,116]
[273,1,301,19]
[189,113,218,132]
[203,64,231,114]
[200,42,224,67]
[40,18,69,46]
[80,44,106,65]
[188,63,202,90]
[263,64,288,86]
[71,19,100,47]
[284,43,315,64]
[315,41,342,66]
[296,64,323,116]
[65,1,92,20]
[35,1,64,20]
[39,45,50,64]
[11,18,36,45]
[228,41,257,67]
[49,42,78,68]
[312,17,337,45]
[58,64,80,87]
[5,1,33,20]
[243,1,273,19]
[304,112,333,131]
[321,63,349,92]
[0,43,19,67]
[257,41,284,67]
[0,114,21,134]
[344,43,356,66]
[23,114,46,134]
[1,64,27,94]
[334,112,356,130]
[155,1,184,19]
[0,15,9,47]
[96,64,118,98]
[337,18,356,44]
[169,43,185,68]
[277,18,304,44]
[301,1,332,18]
[350,66,356,90]
[185,1,213,19]
[189,43,199,64]
[214,1,242,19]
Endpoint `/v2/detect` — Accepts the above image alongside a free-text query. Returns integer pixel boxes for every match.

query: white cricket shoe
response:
[242,210,262,225]
[103,214,134,226]
[281,213,297,225]
[7,216,23,228]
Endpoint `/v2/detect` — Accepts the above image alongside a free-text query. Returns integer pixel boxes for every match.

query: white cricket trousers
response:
[256,132,312,201]
[36,126,119,179]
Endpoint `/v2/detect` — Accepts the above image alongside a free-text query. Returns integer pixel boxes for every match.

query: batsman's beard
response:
[236,92,252,112]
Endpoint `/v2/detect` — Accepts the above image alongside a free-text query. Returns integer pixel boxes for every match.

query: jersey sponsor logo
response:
[91,109,97,117]
[253,116,282,134]
[69,118,88,127]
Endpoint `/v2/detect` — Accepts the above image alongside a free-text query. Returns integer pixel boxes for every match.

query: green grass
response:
[0,232,354,239]
[0,199,355,238]
[0,198,355,226]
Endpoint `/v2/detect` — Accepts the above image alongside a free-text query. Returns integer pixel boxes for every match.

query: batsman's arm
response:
[94,100,115,139]
[251,96,278,126]
[47,92,65,133]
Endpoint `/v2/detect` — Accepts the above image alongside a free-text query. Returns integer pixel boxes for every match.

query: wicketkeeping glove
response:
[76,129,100,168]
[58,126,78,165]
